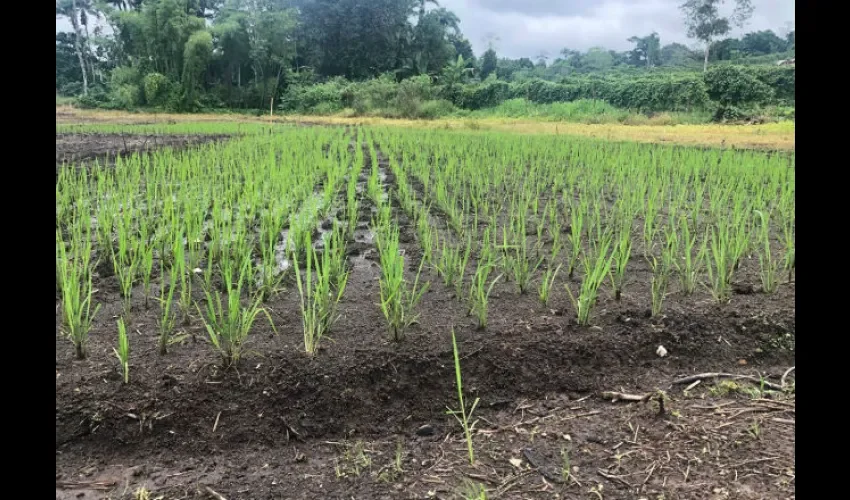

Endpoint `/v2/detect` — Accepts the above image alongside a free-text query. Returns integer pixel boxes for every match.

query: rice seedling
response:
[447,329,480,465]
[456,481,488,500]
[782,214,795,281]
[468,257,501,330]
[324,222,351,291]
[114,318,130,384]
[538,263,561,306]
[197,256,274,368]
[501,221,543,294]
[415,209,436,265]
[675,216,706,295]
[705,225,734,303]
[377,224,429,341]
[609,222,632,301]
[112,230,142,317]
[650,238,675,318]
[566,198,586,278]
[754,210,780,293]
[335,440,372,478]
[157,260,179,355]
[565,234,612,326]
[730,212,753,272]
[256,204,288,302]
[292,241,348,355]
[436,237,472,297]
[139,241,155,309]
[561,447,572,483]
[58,257,101,359]
[171,235,194,326]
[643,189,661,258]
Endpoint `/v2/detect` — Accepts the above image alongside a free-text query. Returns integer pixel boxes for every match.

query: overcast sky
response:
[57,0,794,60]
[443,0,794,58]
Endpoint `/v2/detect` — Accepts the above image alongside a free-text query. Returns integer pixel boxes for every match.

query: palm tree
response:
[439,54,473,103]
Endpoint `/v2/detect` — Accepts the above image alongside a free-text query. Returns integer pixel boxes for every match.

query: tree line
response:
[56,0,794,112]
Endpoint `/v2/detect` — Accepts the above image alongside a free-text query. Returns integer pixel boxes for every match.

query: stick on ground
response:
[600,391,652,403]
[205,486,228,500]
[671,373,783,391]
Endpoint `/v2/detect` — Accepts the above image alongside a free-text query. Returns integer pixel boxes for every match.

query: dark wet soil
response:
[55,132,795,500]
[56,133,228,170]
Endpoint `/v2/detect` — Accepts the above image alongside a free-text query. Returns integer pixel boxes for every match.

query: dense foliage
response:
[56,0,794,119]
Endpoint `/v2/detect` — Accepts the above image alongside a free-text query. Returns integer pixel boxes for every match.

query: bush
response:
[59,81,83,97]
[108,84,141,109]
[704,66,774,107]
[309,101,343,115]
[394,75,434,118]
[750,66,795,104]
[75,94,103,109]
[346,74,398,114]
[417,99,456,119]
[713,105,752,122]
[111,66,140,87]
[280,77,348,113]
[143,72,171,106]
[460,80,511,109]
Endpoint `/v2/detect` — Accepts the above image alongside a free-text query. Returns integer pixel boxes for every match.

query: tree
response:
[56,0,90,95]
[57,33,84,92]
[293,0,419,80]
[740,30,786,55]
[710,37,740,60]
[480,48,497,79]
[439,54,473,101]
[407,7,460,76]
[559,48,583,70]
[660,43,697,66]
[680,0,753,72]
[182,30,213,108]
[627,32,661,68]
[415,0,439,20]
[581,47,614,72]
[534,51,549,68]
[211,4,251,92]
[449,34,475,66]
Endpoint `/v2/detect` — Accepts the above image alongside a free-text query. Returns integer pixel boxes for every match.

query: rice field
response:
[56,119,795,499]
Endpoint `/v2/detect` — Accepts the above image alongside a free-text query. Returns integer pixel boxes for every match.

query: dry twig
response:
[672,373,783,391]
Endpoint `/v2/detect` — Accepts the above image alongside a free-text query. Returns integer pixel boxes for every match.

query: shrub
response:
[310,101,343,115]
[750,66,795,104]
[109,84,142,109]
[704,66,774,107]
[280,77,348,113]
[417,99,456,119]
[394,75,433,118]
[111,66,140,87]
[460,80,511,109]
[59,81,83,97]
[346,74,398,114]
[143,72,171,106]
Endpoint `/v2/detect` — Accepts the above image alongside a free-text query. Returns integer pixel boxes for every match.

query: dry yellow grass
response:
[56,106,795,150]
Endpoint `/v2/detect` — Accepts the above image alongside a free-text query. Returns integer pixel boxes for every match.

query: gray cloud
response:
[442,0,795,58]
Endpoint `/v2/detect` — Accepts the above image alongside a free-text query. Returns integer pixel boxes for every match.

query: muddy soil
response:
[56,133,228,170]
[55,134,795,500]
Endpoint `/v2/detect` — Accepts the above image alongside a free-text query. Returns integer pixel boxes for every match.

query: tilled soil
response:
[55,133,795,500]
[56,133,228,170]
